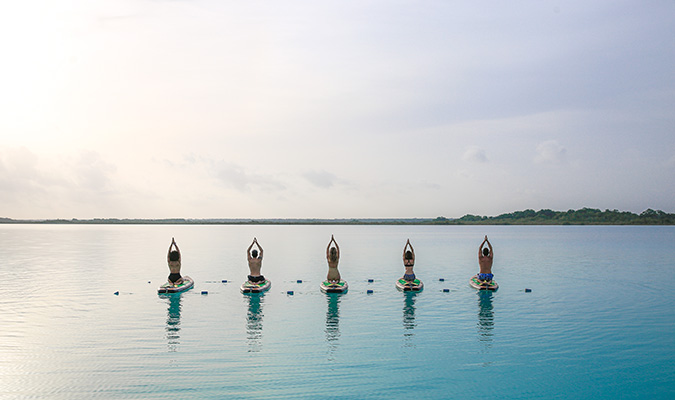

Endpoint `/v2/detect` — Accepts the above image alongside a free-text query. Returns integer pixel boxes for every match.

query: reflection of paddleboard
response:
[158,276,194,294]
[241,280,271,294]
[396,278,424,292]
[320,280,348,293]
[469,274,498,291]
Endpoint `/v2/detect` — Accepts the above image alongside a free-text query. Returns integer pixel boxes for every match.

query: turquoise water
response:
[1,224,673,399]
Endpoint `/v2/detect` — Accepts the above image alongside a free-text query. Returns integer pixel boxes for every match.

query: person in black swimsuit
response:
[247,238,265,283]
[167,237,183,284]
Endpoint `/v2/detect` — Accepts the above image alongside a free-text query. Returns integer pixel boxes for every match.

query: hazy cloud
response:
[215,163,286,192]
[535,140,567,164]
[462,146,488,163]
[303,170,337,189]
[0,147,124,217]
[73,151,117,192]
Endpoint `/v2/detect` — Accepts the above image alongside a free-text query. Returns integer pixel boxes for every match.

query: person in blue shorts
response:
[478,235,494,281]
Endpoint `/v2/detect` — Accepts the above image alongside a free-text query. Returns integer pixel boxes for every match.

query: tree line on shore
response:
[1,208,674,225]
[441,208,675,225]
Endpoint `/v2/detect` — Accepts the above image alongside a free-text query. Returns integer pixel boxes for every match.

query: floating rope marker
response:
[367,279,374,283]
[201,291,208,295]
[525,288,532,292]
[296,280,303,283]
[442,289,450,293]
[439,278,445,282]
[287,290,294,295]
[222,280,228,283]
[367,289,374,294]
[114,291,119,296]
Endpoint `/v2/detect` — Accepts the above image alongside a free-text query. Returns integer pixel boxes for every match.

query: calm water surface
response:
[1,225,673,399]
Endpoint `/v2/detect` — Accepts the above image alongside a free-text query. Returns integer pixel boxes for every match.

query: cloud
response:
[73,151,117,192]
[535,140,567,164]
[0,147,61,200]
[302,170,337,189]
[215,162,286,192]
[0,147,125,217]
[462,146,488,163]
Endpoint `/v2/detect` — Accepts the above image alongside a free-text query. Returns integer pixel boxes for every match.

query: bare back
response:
[478,236,494,274]
[326,236,341,281]
[478,253,493,274]
[247,239,264,276]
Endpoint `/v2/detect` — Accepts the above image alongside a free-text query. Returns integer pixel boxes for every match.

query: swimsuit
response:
[403,273,416,282]
[477,273,493,281]
[168,273,182,283]
[248,275,266,283]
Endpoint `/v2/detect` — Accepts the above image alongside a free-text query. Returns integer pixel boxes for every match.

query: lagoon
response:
[1,224,673,399]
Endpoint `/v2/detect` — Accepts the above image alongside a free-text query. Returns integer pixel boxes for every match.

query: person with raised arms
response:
[167,237,183,285]
[478,235,494,281]
[247,237,265,283]
[396,239,423,291]
[158,237,194,293]
[402,239,416,281]
[326,235,341,283]
[321,234,348,293]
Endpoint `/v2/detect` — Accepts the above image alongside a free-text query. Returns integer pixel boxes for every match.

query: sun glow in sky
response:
[1,0,674,219]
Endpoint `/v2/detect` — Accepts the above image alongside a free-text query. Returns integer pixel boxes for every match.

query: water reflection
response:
[476,291,495,345]
[245,294,265,352]
[325,293,341,360]
[163,293,182,352]
[403,292,418,346]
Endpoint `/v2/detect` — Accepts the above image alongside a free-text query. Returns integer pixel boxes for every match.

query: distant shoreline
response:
[2,208,674,225]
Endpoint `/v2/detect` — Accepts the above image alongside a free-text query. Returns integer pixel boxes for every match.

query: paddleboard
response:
[396,278,424,292]
[241,279,271,294]
[158,276,194,294]
[469,274,498,291]
[320,280,348,293]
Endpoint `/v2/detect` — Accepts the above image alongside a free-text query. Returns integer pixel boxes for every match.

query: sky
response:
[1,0,674,219]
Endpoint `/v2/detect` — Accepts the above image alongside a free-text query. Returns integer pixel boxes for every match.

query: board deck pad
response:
[396,278,424,292]
[158,276,194,294]
[469,274,499,291]
[241,279,271,293]
[320,280,348,293]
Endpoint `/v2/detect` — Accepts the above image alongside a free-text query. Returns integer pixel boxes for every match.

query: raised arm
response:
[247,239,255,261]
[256,238,263,258]
[174,239,181,260]
[168,239,173,262]
[403,239,414,259]
[485,236,493,258]
[327,235,339,259]
[479,236,488,257]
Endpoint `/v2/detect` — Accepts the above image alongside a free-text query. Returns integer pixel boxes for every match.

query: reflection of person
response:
[326,235,341,282]
[167,237,183,284]
[402,239,416,282]
[165,293,182,351]
[247,238,265,283]
[325,294,341,360]
[478,235,494,281]
[477,291,495,342]
[403,292,417,336]
[246,294,264,352]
